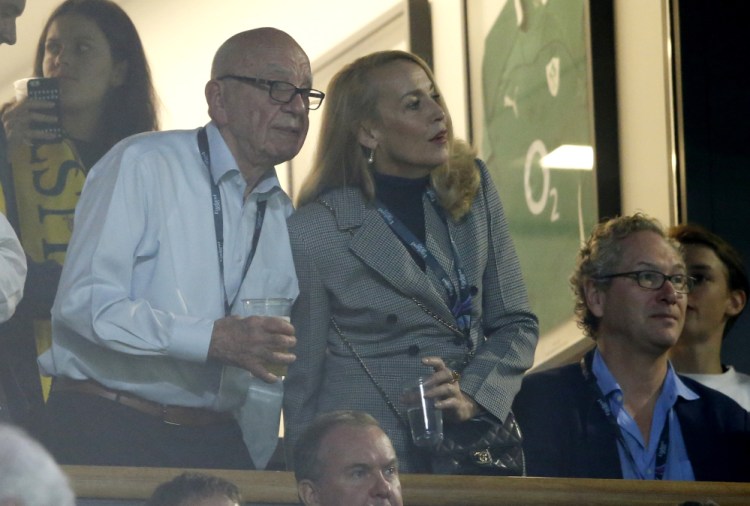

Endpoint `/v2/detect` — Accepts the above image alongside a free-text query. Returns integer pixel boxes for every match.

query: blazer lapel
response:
[351,207,444,304]
[320,189,453,321]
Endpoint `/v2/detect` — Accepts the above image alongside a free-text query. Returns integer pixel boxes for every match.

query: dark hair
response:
[570,213,679,338]
[293,410,382,483]
[145,472,241,506]
[670,223,749,335]
[33,0,159,150]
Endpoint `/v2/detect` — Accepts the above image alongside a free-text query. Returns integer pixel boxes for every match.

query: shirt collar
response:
[204,122,284,199]
[592,348,621,398]
[668,361,700,403]
[591,348,699,404]
[204,122,237,185]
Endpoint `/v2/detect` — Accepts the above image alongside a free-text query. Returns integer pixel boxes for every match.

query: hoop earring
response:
[368,148,375,165]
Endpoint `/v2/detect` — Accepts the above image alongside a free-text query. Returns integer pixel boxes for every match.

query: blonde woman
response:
[284,50,538,472]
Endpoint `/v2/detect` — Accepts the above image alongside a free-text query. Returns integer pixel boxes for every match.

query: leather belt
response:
[52,377,233,427]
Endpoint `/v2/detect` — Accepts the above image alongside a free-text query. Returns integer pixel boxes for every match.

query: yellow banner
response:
[10,140,85,265]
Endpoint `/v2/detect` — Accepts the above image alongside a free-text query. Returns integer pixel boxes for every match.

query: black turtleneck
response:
[373,171,430,270]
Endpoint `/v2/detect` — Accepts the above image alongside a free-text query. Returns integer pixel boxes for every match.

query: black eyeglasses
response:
[217,75,325,110]
[595,270,694,294]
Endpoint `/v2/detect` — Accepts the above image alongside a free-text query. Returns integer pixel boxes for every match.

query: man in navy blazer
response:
[513,213,750,482]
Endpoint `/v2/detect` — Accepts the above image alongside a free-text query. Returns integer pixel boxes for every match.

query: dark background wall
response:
[676,0,750,372]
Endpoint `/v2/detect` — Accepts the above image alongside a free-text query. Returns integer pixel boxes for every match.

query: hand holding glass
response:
[402,376,443,447]
[241,298,293,377]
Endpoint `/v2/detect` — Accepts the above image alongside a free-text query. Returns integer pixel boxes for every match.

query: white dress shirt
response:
[39,123,298,414]
[0,212,26,323]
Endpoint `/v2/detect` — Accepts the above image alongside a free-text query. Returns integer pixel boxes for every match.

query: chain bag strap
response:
[331,311,524,476]
[329,317,409,429]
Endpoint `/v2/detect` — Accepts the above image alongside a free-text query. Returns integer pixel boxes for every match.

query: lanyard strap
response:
[375,187,472,337]
[198,127,267,316]
[581,358,670,480]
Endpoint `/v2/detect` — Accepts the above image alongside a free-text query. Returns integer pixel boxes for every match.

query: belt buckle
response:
[161,405,182,426]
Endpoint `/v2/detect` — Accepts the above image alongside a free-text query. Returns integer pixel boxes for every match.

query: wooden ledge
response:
[64,465,750,505]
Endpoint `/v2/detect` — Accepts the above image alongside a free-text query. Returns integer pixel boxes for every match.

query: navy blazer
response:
[512,350,750,482]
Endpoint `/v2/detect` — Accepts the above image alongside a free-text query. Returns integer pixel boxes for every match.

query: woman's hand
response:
[2,97,60,149]
[421,356,481,423]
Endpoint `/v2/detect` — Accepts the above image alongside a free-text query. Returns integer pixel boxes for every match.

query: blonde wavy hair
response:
[296,50,479,221]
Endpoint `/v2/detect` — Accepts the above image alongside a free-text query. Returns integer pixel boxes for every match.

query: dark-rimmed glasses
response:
[217,75,325,110]
[595,270,694,294]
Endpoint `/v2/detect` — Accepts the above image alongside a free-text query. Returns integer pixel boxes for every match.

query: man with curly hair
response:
[513,213,750,481]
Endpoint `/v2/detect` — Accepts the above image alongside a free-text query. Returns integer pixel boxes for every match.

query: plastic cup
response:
[241,298,293,377]
[403,376,443,447]
[13,78,32,100]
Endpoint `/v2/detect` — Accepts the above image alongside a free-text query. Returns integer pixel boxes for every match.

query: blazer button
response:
[470,285,479,296]
[386,314,398,325]
[408,345,420,356]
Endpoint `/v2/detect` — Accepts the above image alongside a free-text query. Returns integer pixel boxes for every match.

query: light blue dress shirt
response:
[39,123,298,413]
[592,349,698,480]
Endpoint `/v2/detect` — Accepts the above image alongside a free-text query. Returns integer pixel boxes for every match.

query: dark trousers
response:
[38,390,254,469]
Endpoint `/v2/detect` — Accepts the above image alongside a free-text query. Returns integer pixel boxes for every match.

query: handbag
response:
[430,411,525,476]
[330,316,526,476]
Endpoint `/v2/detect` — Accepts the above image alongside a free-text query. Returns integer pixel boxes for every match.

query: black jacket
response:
[513,350,750,482]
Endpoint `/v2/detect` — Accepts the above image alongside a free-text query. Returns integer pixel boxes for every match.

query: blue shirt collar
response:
[591,348,699,405]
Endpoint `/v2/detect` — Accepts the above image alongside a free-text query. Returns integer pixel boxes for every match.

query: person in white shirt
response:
[0,214,25,324]
[0,0,28,424]
[0,0,28,323]
[36,27,324,469]
[669,224,750,411]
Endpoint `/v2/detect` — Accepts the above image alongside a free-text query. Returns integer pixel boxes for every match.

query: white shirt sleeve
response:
[0,212,27,323]
[50,134,213,364]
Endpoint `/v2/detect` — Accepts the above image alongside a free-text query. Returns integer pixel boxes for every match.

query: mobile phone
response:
[27,77,64,142]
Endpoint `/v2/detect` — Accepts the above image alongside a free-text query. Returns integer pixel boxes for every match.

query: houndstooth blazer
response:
[283,160,539,472]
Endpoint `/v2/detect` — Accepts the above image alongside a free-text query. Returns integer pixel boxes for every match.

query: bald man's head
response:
[211,27,307,79]
[204,27,313,176]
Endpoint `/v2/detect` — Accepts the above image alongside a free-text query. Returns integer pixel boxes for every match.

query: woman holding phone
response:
[0,0,158,427]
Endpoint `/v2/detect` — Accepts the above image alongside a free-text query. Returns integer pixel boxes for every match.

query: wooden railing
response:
[64,466,750,505]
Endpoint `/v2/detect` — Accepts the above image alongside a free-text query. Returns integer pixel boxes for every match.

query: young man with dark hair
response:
[669,223,750,410]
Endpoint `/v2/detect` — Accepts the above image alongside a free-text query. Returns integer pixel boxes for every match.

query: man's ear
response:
[205,79,228,125]
[584,278,606,318]
[297,480,320,506]
[726,288,747,318]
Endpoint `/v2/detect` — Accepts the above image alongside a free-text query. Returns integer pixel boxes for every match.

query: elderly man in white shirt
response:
[36,27,323,470]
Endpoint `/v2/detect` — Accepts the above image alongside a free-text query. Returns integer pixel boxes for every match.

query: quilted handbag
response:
[430,411,525,476]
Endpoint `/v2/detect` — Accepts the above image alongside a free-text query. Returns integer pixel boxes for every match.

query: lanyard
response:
[198,127,267,316]
[375,187,472,341]
[581,358,670,480]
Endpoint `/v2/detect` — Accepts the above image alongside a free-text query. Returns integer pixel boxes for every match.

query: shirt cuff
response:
[168,316,214,362]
